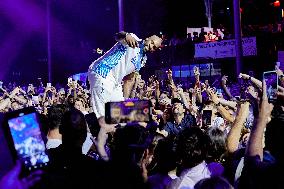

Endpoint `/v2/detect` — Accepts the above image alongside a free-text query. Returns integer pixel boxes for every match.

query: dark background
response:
[0,0,282,84]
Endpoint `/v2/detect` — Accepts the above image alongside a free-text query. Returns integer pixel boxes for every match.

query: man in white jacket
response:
[88,31,162,127]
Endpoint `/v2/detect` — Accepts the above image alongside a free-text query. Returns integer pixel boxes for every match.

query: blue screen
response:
[8,113,49,169]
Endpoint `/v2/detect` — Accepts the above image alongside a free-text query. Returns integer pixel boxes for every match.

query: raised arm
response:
[114,31,138,48]
[207,88,235,123]
[219,98,237,110]
[226,102,250,153]
[239,73,262,89]
[123,72,137,99]
[245,80,273,160]
[221,75,234,99]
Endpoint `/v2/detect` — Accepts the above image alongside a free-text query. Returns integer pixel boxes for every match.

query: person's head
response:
[240,128,250,148]
[74,97,86,113]
[58,88,66,100]
[163,106,174,122]
[152,137,177,174]
[144,35,162,53]
[212,117,226,132]
[60,108,87,151]
[176,127,209,169]
[159,91,169,100]
[111,125,152,165]
[194,176,233,189]
[137,79,145,89]
[10,101,22,111]
[67,95,74,106]
[47,104,69,130]
[206,127,227,162]
[187,33,192,38]
[245,85,258,99]
[171,98,185,117]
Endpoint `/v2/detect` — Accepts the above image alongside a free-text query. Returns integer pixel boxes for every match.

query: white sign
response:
[194,37,257,59]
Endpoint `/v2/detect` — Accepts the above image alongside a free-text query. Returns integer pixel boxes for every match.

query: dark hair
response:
[111,125,152,164]
[85,112,100,137]
[194,176,233,189]
[47,104,69,130]
[60,108,87,149]
[175,127,209,169]
[206,127,227,162]
[151,137,177,174]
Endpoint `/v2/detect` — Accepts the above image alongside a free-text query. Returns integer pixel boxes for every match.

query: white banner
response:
[194,37,257,59]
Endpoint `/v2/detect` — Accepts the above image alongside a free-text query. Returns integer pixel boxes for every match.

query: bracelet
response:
[280,74,284,79]
[216,102,221,107]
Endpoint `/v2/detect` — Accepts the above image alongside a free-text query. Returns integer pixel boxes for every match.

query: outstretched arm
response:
[239,73,262,89]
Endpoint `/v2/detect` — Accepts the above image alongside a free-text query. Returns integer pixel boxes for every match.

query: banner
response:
[194,37,257,59]
[172,63,221,78]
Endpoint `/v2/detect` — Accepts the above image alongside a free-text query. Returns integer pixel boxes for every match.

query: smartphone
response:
[202,109,212,126]
[105,100,151,124]
[3,107,49,172]
[263,71,278,103]
[68,77,72,84]
[46,83,51,88]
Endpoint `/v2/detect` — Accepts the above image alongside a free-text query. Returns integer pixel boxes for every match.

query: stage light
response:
[274,1,280,7]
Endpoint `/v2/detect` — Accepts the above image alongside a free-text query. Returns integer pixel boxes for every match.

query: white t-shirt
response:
[168,161,211,189]
[46,139,62,149]
[89,33,145,84]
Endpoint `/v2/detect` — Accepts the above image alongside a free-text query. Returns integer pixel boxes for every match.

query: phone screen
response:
[46,83,51,88]
[202,110,212,126]
[263,71,278,102]
[7,112,49,170]
[68,78,72,84]
[105,100,151,124]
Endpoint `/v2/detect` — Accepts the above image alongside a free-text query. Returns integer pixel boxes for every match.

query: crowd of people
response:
[1,31,284,189]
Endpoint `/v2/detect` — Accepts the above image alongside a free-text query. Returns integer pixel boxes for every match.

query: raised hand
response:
[0,161,43,189]
[222,75,228,85]
[193,66,200,76]
[206,87,219,104]
[166,69,173,81]
[237,101,250,121]
[239,73,250,80]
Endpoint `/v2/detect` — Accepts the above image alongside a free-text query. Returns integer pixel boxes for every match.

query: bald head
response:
[144,35,162,52]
